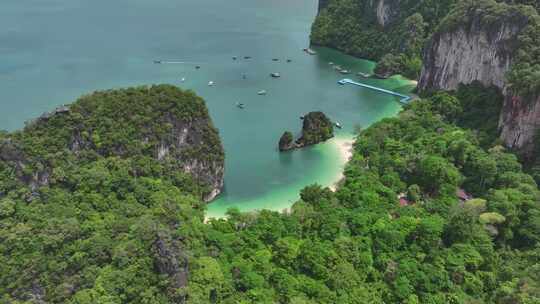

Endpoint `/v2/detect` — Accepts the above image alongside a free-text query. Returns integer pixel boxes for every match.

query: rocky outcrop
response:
[318,0,330,12]
[316,0,401,27]
[418,16,527,92]
[155,117,225,201]
[499,93,540,155]
[2,85,225,202]
[153,230,189,303]
[279,112,334,152]
[418,2,540,153]
[298,112,335,146]
[278,131,295,151]
[374,0,401,27]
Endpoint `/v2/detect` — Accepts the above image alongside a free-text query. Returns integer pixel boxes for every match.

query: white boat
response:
[270,72,281,78]
[208,81,215,86]
[357,72,371,78]
[335,122,342,129]
[257,90,267,95]
[180,77,186,82]
[303,48,317,55]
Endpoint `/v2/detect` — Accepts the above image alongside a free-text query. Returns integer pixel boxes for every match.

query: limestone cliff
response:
[418,1,540,153]
[318,0,330,13]
[418,12,527,91]
[0,85,225,202]
[278,112,334,152]
[373,0,401,27]
[499,93,540,155]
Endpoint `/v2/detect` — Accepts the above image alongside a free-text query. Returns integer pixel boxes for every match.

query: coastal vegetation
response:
[312,0,540,81]
[0,86,225,302]
[2,85,539,303]
[194,93,540,303]
[1,0,539,303]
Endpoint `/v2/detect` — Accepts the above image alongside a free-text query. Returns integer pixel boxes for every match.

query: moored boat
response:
[303,48,317,55]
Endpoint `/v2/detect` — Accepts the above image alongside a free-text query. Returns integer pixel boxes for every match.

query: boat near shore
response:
[357,72,372,78]
[303,48,317,55]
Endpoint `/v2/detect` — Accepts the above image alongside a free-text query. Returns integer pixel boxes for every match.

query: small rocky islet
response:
[279,111,334,152]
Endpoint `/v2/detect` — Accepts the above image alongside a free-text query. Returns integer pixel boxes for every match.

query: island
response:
[279,111,334,151]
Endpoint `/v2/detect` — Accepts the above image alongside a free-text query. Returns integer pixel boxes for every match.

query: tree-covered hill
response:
[0,85,224,303]
[311,0,539,79]
[1,89,538,303]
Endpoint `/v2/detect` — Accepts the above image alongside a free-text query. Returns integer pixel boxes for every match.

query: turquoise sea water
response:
[0,0,413,217]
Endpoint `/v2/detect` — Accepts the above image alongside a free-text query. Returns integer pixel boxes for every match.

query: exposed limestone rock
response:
[298,111,335,146]
[153,230,189,303]
[375,0,400,27]
[418,19,525,92]
[278,112,334,152]
[1,86,225,202]
[417,3,540,153]
[499,93,540,155]
[278,131,295,152]
[318,0,330,12]
[154,117,225,201]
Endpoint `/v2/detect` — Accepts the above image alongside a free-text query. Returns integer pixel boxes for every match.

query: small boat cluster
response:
[153,48,349,122]
[328,62,372,78]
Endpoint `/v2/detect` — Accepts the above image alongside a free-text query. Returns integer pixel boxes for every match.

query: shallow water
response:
[0,0,413,217]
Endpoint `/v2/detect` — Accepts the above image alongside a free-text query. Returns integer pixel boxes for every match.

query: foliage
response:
[312,0,540,88]
[299,112,334,146]
[190,94,540,303]
[0,86,221,303]
[311,0,456,78]
[1,88,539,303]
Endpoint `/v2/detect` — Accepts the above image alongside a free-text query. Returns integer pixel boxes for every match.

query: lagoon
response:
[0,0,412,217]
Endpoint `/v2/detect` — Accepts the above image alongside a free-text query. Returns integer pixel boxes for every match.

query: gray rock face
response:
[499,93,540,155]
[418,20,523,92]
[417,8,540,153]
[278,131,295,152]
[2,89,225,203]
[317,0,400,27]
[155,118,225,202]
[153,230,189,303]
[374,0,400,27]
[318,0,330,12]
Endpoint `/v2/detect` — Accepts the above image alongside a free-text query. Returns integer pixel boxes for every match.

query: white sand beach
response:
[329,137,355,191]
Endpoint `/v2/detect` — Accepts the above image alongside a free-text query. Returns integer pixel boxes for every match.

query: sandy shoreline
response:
[205,136,356,222]
[329,136,355,191]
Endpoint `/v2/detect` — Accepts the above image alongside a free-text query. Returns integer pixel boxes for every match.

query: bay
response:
[0,0,413,217]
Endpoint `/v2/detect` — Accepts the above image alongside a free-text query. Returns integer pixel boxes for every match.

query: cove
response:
[0,0,414,218]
